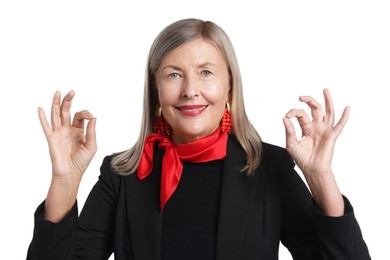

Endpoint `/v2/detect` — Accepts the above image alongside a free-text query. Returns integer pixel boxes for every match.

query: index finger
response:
[299,94,324,122]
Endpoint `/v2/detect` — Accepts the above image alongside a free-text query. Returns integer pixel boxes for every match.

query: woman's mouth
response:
[176,105,208,116]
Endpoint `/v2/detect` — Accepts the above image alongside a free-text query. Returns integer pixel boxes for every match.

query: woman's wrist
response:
[305,172,344,217]
[43,177,80,223]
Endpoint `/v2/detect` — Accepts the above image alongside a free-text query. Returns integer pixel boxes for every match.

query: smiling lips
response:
[176,105,208,116]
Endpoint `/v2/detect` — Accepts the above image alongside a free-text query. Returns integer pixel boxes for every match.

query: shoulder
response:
[97,155,130,189]
[227,134,293,168]
[100,155,114,172]
[261,142,291,161]
[99,155,119,178]
[258,141,295,175]
[228,134,294,174]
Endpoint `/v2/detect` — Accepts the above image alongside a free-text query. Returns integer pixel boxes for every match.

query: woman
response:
[27,18,370,259]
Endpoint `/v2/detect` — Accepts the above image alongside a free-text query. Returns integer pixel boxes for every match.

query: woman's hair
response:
[111,18,262,176]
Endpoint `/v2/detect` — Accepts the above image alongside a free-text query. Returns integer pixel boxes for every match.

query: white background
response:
[1,0,388,259]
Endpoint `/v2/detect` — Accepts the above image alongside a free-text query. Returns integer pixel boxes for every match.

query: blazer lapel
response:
[125,149,164,259]
[215,136,261,260]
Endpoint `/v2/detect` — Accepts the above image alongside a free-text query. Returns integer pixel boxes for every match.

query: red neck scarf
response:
[137,129,228,211]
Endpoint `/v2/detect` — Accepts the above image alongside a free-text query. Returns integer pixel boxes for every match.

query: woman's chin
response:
[171,127,218,144]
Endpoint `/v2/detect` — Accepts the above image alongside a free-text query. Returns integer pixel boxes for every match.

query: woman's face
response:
[155,38,231,144]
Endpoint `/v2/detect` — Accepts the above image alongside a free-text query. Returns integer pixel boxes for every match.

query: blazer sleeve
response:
[27,156,117,260]
[275,148,371,259]
[312,196,371,259]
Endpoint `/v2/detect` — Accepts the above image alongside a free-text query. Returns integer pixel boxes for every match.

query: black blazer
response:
[27,136,371,259]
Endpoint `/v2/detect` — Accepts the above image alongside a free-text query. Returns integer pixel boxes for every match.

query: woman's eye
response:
[201,70,212,76]
[168,72,180,79]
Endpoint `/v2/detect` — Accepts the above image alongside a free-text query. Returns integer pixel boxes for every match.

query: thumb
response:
[283,117,297,151]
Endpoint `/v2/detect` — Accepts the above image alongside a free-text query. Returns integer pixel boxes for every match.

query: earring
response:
[221,102,232,133]
[153,106,171,136]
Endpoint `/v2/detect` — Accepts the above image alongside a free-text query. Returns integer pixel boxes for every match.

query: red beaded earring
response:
[153,106,171,136]
[221,102,232,133]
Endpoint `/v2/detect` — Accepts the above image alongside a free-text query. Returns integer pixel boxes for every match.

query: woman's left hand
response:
[282,88,349,216]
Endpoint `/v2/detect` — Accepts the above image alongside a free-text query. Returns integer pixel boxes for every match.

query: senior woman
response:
[27,18,370,259]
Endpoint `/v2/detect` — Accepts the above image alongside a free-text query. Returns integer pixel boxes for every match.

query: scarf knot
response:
[137,129,228,211]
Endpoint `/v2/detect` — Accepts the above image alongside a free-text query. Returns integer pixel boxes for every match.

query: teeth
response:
[182,106,205,111]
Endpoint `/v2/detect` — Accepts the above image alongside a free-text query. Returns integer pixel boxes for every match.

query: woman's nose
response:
[181,76,200,99]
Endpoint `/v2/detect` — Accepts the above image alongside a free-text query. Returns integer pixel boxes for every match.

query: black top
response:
[161,160,223,260]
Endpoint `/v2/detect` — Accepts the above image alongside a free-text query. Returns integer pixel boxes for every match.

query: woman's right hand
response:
[38,90,97,222]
